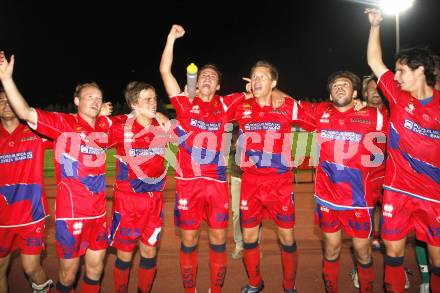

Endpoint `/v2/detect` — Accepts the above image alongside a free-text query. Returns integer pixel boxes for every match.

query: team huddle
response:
[0,8,439,293]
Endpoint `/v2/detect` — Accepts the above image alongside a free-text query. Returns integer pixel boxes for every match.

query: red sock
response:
[80,276,100,293]
[430,266,440,293]
[209,244,227,293]
[357,261,374,293]
[322,258,339,293]
[384,256,405,292]
[180,244,198,293]
[138,267,156,293]
[114,258,131,293]
[243,242,262,287]
[280,243,298,290]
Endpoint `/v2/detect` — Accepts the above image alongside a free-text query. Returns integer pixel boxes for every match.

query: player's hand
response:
[0,51,14,81]
[353,99,367,111]
[99,101,113,116]
[365,8,383,27]
[242,77,252,99]
[168,24,185,41]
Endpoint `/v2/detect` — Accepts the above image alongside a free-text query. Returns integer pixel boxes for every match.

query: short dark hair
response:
[0,85,4,94]
[327,70,361,98]
[396,47,436,87]
[250,60,279,82]
[198,64,222,84]
[73,82,101,98]
[124,81,156,109]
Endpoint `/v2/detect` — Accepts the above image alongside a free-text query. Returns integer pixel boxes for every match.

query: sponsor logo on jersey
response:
[178,198,188,210]
[128,147,165,157]
[240,199,248,210]
[320,130,362,142]
[244,122,281,131]
[383,204,393,218]
[189,119,221,131]
[403,119,440,140]
[0,151,33,164]
[80,145,105,155]
[270,109,288,115]
[20,136,38,142]
[351,118,371,125]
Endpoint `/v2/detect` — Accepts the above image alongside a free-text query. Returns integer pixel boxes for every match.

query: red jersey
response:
[298,102,388,210]
[0,123,51,227]
[171,93,245,181]
[30,109,110,219]
[233,98,315,176]
[108,118,168,193]
[378,70,440,203]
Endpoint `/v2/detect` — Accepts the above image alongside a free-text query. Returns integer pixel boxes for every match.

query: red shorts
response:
[0,220,46,257]
[370,176,384,206]
[174,178,229,230]
[315,204,373,239]
[109,190,163,252]
[240,172,295,229]
[381,190,440,246]
[55,215,108,259]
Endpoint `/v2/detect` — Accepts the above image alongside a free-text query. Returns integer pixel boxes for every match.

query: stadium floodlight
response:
[380,0,414,14]
[379,0,415,53]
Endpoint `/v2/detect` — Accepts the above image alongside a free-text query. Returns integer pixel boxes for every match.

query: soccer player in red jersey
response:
[0,86,53,293]
[233,61,315,293]
[366,8,440,293]
[363,75,387,250]
[295,71,387,293]
[160,25,247,293]
[108,82,171,293]
[0,52,109,293]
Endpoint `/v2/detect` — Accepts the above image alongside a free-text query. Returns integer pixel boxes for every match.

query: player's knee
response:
[278,231,295,246]
[324,243,341,260]
[0,258,9,274]
[242,229,259,243]
[59,270,76,286]
[85,263,104,280]
[354,250,371,265]
[22,262,41,279]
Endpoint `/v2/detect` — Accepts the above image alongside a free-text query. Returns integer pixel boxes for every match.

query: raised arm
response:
[365,8,389,78]
[159,25,185,97]
[0,52,37,124]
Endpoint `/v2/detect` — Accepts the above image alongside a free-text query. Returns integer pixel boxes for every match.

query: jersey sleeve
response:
[377,70,401,107]
[291,99,318,131]
[170,94,192,118]
[28,109,70,140]
[221,92,246,122]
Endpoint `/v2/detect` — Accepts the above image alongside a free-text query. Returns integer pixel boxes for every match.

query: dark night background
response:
[0,0,439,111]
